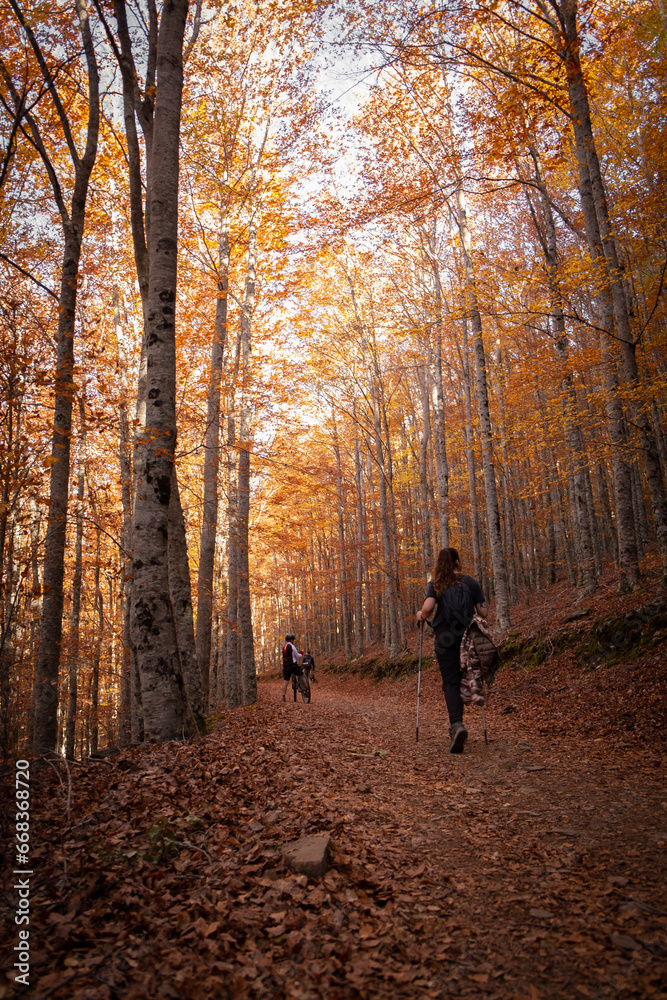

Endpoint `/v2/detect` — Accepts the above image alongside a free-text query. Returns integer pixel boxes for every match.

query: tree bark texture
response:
[26,0,99,753]
[525,146,597,593]
[225,404,241,707]
[353,436,365,657]
[196,227,229,705]
[460,317,482,585]
[65,399,86,760]
[90,525,102,756]
[428,257,450,550]
[417,367,433,574]
[333,422,353,660]
[113,291,134,744]
[130,0,191,741]
[238,219,257,705]
[456,186,510,628]
[553,0,664,583]
[168,466,205,727]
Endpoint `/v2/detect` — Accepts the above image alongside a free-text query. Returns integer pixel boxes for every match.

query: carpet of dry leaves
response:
[1,577,666,1000]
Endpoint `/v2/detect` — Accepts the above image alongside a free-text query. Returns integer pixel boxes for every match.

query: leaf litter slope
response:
[3,672,665,1000]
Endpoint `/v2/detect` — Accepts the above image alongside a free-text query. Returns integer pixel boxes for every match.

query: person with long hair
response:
[417,547,487,752]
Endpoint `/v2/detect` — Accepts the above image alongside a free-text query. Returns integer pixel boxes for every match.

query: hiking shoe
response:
[449,721,468,754]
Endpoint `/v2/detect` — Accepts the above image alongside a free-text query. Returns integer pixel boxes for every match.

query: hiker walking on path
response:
[281,634,303,701]
[417,547,487,753]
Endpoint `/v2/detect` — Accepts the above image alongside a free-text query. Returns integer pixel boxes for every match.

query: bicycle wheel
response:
[298,674,311,704]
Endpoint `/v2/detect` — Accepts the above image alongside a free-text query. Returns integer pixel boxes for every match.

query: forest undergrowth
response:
[1,571,666,1000]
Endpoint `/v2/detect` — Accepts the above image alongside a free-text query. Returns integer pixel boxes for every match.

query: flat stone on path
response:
[530,908,554,920]
[282,833,331,877]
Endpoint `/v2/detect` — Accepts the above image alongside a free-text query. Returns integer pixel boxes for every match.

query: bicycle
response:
[292,669,311,703]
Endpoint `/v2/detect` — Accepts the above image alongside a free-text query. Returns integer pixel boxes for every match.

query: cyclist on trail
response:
[281,634,303,701]
[302,650,316,683]
[417,546,487,754]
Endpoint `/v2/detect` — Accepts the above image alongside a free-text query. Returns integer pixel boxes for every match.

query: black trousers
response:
[435,642,464,725]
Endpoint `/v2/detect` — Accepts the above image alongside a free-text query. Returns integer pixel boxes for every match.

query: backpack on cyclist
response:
[282,644,293,671]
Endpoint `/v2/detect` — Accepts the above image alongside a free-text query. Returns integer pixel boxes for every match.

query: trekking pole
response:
[481,704,488,745]
[416,621,423,743]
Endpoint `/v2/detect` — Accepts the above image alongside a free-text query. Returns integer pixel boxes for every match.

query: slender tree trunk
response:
[428,257,450,549]
[381,397,407,649]
[526,145,596,592]
[113,291,134,745]
[333,421,353,660]
[348,274,400,653]
[238,220,257,705]
[90,525,102,755]
[417,368,432,573]
[168,467,205,725]
[456,186,510,627]
[6,0,99,757]
[365,455,381,643]
[600,329,638,588]
[225,402,241,707]
[196,227,229,706]
[33,237,84,754]
[494,345,518,605]
[353,436,365,657]
[461,317,482,583]
[65,399,86,760]
[214,507,227,706]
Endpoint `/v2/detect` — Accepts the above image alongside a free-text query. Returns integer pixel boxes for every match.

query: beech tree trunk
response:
[168,466,205,725]
[353,436,365,657]
[428,250,450,549]
[494,347,518,604]
[365,455,383,643]
[5,1,99,755]
[196,227,229,706]
[130,0,191,741]
[348,274,401,652]
[417,368,433,573]
[550,0,664,584]
[113,291,134,744]
[112,0,203,737]
[333,420,353,660]
[33,235,86,754]
[65,398,86,760]
[525,146,596,593]
[238,219,257,705]
[381,398,407,649]
[225,370,241,708]
[90,525,102,756]
[456,185,510,627]
[461,317,482,584]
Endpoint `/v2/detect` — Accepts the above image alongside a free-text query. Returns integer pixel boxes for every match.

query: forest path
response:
[253,667,666,999]
[13,667,666,1000]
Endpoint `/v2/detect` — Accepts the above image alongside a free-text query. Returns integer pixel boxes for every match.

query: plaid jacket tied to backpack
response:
[460,614,500,707]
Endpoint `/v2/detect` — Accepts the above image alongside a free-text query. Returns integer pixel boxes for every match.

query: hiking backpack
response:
[438,582,475,632]
[282,644,293,670]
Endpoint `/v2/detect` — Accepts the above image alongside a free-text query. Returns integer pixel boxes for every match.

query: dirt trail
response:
[258,668,666,999]
[5,668,665,1000]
